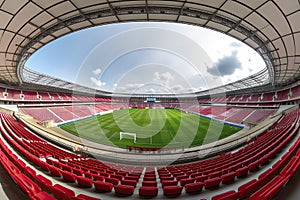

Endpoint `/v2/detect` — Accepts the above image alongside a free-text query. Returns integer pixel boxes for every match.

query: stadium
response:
[0,0,299,200]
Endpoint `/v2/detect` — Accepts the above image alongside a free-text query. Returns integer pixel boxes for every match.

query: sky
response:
[25,22,266,94]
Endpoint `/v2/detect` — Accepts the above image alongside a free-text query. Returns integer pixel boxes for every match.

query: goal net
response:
[119,132,137,143]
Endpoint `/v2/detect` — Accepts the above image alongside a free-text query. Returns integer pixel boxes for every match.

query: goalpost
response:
[120,132,137,143]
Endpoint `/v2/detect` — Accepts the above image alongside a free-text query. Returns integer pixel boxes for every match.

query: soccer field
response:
[60,108,241,148]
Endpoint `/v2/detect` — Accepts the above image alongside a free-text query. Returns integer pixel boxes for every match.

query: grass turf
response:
[60,108,241,148]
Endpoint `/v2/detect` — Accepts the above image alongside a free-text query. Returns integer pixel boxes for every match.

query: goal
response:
[119,132,137,143]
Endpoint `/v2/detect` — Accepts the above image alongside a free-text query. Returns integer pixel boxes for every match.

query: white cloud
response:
[112,83,118,91]
[145,88,156,93]
[153,71,174,86]
[117,83,145,92]
[90,77,105,87]
[92,68,102,75]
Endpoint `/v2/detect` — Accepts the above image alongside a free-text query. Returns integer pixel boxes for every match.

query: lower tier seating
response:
[0,110,299,199]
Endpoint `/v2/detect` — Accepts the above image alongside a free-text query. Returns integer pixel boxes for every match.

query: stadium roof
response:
[0,0,299,94]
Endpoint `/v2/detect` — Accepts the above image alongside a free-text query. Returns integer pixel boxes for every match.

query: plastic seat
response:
[51,184,75,200]
[180,177,196,186]
[36,174,53,192]
[94,181,113,192]
[249,160,260,172]
[114,184,134,196]
[77,176,93,188]
[34,191,57,200]
[72,168,83,176]
[121,179,137,187]
[221,171,236,184]
[39,161,49,172]
[110,174,123,181]
[139,186,158,197]
[48,165,62,177]
[196,175,209,182]
[142,181,157,187]
[93,174,105,181]
[204,177,221,189]
[143,176,156,181]
[236,166,249,178]
[14,173,41,198]
[185,182,203,193]
[163,185,183,196]
[61,170,77,183]
[161,180,178,187]
[105,177,119,185]
[238,179,259,199]
[126,175,139,181]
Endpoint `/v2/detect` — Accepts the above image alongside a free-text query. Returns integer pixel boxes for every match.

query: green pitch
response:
[60,108,241,148]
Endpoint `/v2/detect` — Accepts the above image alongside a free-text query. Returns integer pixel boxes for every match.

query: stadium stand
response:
[244,109,277,124]
[0,1,300,199]
[0,108,298,199]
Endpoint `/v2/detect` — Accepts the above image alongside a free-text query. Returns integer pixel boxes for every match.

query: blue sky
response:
[26,22,266,94]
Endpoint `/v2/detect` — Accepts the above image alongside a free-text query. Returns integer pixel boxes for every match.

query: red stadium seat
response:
[39,161,49,172]
[93,174,105,181]
[94,181,113,192]
[161,180,178,187]
[50,184,75,200]
[204,177,221,189]
[48,165,62,177]
[72,168,84,176]
[105,177,119,185]
[99,172,109,177]
[238,179,259,199]
[209,171,222,179]
[61,170,77,183]
[126,175,139,181]
[114,184,135,196]
[248,160,260,172]
[142,181,157,187]
[195,175,209,182]
[35,174,53,192]
[143,176,156,181]
[121,179,137,187]
[180,177,196,186]
[221,171,236,184]
[110,174,123,181]
[24,166,37,180]
[14,173,41,198]
[34,191,57,200]
[163,185,183,196]
[185,182,203,193]
[176,174,189,180]
[236,166,248,178]
[160,176,174,181]
[139,186,158,197]
[77,176,93,188]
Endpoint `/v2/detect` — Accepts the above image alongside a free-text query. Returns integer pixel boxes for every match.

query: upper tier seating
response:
[276,89,290,101]
[248,94,261,102]
[261,92,275,102]
[22,91,39,100]
[290,85,300,99]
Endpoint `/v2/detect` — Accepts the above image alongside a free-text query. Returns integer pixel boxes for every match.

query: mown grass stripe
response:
[60,108,241,148]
